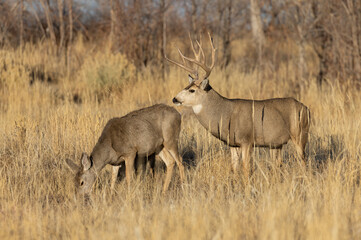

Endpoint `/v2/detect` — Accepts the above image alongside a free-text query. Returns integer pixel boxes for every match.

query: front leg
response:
[241,144,252,183]
[230,147,241,173]
[124,153,136,187]
[111,165,121,191]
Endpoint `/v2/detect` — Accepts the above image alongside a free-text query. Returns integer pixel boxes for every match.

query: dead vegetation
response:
[0,0,361,239]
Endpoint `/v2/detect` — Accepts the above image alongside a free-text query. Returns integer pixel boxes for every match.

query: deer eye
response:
[189,89,195,93]
[80,181,84,186]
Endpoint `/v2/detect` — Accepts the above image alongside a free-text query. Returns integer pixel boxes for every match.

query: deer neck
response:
[90,142,111,173]
[193,88,233,142]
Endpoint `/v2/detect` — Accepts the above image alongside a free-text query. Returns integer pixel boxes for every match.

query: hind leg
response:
[148,154,156,178]
[167,146,185,183]
[158,148,175,193]
[292,132,308,166]
[301,130,309,160]
[293,107,310,165]
[135,155,147,177]
[295,144,305,160]
[161,113,184,186]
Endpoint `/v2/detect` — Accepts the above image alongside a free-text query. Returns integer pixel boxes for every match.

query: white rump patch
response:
[192,104,203,114]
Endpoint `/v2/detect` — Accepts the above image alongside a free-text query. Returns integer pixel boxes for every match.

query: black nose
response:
[172,97,178,104]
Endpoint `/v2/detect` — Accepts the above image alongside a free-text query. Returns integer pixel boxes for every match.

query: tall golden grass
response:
[0,38,361,239]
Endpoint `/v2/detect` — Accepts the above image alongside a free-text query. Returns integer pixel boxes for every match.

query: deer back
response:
[95,104,180,156]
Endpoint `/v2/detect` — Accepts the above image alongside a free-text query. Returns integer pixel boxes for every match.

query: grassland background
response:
[0,37,361,240]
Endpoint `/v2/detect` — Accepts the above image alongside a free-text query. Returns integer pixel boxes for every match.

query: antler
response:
[165,32,216,85]
[164,51,198,78]
[189,33,203,62]
[181,32,216,84]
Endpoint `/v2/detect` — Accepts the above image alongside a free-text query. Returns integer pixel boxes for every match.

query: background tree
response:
[1,0,360,86]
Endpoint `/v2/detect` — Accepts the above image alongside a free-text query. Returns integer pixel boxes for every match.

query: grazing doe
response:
[66,104,185,196]
[165,33,310,180]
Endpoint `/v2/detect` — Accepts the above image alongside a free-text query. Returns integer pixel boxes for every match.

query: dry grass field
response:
[1,39,361,240]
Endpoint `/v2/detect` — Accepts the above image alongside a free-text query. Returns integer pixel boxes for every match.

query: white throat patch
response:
[192,104,203,114]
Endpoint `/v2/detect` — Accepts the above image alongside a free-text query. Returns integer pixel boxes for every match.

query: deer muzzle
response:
[172,97,182,106]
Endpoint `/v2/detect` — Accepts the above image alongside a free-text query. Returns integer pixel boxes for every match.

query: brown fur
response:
[173,81,310,180]
[167,33,310,181]
[66,104,185,196]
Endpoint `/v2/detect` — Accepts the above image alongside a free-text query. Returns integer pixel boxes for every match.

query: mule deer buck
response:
[165,33,310,180]
[66,104,185,196]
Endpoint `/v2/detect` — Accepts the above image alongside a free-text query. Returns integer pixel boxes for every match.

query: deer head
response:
[165,33,216,110]
[66,153,97,197]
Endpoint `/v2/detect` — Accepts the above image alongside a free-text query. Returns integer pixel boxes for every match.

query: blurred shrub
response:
[78,49,136,95]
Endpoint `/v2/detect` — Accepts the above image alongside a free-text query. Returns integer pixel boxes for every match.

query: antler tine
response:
[203,32,216,79]
[195,40,205,63]
[164,50,197,77]
[179,51,210,75]
[197,34,205,61]
[164,32,216,82]
[189,33,201,61]
[188,33,216,82]
[178,49,186,65]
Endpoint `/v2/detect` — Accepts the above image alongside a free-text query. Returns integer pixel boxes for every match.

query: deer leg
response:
[158,148,175,193]
[295,144,305,160]
[291,128,309,166]
[141,156,147,175]
[148,154,156,178]
[111,165,121,191]
[241,144,252,182]
[270,148,282,168]
[295,142,307,169]
[300,131,309,164]
[124,153,136,187]
[291,136,307,167]
[230,147,241,172]
[167,148,185,183]
[135,155,147,178]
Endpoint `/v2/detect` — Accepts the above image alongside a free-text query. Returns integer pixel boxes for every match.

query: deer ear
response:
[80,153,91,171]
[188,74,194,84]
[200,79,209,90]
[65,159,79,173]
